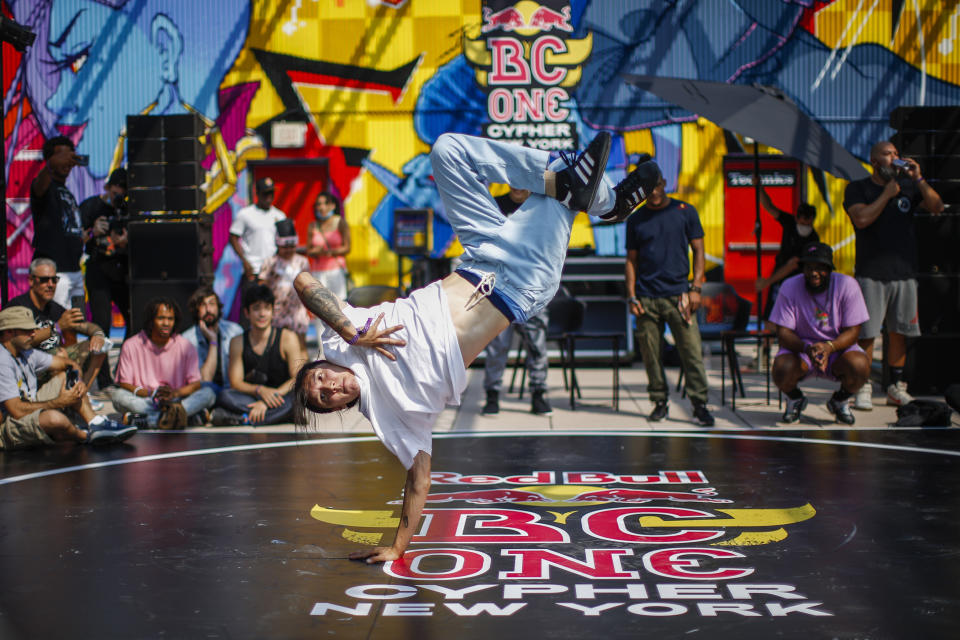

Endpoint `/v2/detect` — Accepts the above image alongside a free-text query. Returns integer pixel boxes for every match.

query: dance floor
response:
[2,430,959,639]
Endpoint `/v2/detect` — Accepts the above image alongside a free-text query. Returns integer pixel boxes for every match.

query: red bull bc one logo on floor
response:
[310,470,832,619]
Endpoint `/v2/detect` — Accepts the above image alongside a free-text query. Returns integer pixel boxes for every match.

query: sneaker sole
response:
[827,402,856,425]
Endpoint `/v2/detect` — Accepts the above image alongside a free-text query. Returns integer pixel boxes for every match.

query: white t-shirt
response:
[320,281,466,469]
[229,204,287,274]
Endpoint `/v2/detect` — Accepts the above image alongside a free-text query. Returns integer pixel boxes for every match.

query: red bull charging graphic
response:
[309,468,827,619]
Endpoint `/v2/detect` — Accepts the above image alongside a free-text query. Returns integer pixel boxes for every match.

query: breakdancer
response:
[293,132,660,563]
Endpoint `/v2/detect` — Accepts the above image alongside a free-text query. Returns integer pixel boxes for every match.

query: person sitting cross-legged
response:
[110,298,216,428]
[770,242,871,425]
[212,285,304,426]
[0,307,136,449]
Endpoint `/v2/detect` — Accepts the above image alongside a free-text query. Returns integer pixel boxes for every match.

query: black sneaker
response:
[86,418,137,445]
[826,392,856,425]
[481,390,500,415]
[211,407,245,427]
[531,390,553,415]
[649,400,668,421]
[121,412,149,428]
[602,158,663,223]
[781,395,807,424]
[555,132,612,212]
[692,403,715,427]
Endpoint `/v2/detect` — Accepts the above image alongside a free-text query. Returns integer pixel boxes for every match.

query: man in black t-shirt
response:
[843,140,944,410]
[29,136,85,309]
[7,258,109,390]
[479,187,553,416]
[625,177,714,426]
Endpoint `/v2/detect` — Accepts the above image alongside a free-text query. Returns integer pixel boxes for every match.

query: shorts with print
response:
[38,340,92,387]
[856,277,920,339]
[0,375,62,450]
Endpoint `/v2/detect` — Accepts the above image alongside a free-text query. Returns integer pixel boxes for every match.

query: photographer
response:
[29,136,86,308]
[843,141,944,410]
[80,168,131,390]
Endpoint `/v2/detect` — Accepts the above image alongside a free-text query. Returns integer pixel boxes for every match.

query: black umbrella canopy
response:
[622,74,869,182]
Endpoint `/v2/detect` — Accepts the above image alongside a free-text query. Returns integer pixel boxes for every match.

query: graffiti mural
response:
[3,1,957,321]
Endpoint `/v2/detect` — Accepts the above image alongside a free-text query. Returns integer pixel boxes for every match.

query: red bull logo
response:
[482,4,573,33]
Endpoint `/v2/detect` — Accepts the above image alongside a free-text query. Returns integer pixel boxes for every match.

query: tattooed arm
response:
[294,271,406,359]
[349,450,431,563]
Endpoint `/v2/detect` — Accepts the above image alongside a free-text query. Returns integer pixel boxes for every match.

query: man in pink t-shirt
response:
[769,242,871,425]
[110,298,215,428]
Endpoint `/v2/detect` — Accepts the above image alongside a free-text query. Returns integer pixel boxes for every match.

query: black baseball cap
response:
[255,177,275,193]
[798,242,834,268]
[107,167,127,188]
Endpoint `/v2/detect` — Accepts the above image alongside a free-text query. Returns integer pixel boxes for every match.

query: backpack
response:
[894,400,954,427]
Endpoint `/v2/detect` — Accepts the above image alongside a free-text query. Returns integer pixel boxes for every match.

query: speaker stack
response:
[890,106,960,394]
[125,114,212,333]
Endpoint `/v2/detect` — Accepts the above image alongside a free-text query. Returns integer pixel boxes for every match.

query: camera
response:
[75,154,89,166]
[65,367,79,390]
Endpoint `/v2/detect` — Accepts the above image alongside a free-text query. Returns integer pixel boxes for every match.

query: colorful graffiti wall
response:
[4,0,958,317]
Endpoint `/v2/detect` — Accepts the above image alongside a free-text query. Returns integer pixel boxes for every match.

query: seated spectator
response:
[769,243,871,425]
[8,258,109,389]
[182,286,243,396]
[213,285,303,426]
[0,307,136,449]
[110,298,216,428]
[259,219,311,350]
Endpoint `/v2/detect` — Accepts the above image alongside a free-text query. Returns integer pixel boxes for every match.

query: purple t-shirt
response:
[769,272,869,342]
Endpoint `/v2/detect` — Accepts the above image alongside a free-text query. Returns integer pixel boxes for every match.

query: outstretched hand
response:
[348,546,402,564]
[354,313,406,360]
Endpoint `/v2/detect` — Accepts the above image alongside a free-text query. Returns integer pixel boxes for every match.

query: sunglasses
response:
[31,275,60,284]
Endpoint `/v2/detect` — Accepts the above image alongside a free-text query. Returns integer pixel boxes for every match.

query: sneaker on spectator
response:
[158,402,188,430]
[211,408,245,426]
[781,395,807,424]
[852,383,873,411]
[121,412,149,428]
[826,392,856,425]
[530,390,553,415]
[86,418,137,445]
[649,400,668,422]
[692,402,715,427]
[481,390,500,415]
[886,381,914,407]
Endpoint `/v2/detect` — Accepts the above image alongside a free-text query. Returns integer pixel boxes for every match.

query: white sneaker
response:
[886,381,914,406]
[852,384,873,411]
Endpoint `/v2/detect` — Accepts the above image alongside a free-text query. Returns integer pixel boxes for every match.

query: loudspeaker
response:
[890,106,960,132]
[129,163,204,189]
[127,113,204,140]
[904,334,960,395]
[127,138,205,165]
[129,278,211,335]
[917,274,960,334]
[128,187,206,212]
[915,214,960,275]
[127,220,213,281]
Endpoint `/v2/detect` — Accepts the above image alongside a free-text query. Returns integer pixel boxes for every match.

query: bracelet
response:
[689,284,702,293]
[827,340,835,352]
[134,386,143,397]
[347,317,374,345]
[916,176,925,184]
[627,297,639,304]
[92,331,105,338]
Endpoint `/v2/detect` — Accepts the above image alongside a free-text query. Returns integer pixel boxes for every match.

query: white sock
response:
[89,415,106,427]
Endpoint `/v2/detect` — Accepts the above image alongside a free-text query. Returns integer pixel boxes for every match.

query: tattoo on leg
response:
[402,516,409,528]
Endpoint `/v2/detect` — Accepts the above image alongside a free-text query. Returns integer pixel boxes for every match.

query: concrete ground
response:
[92,341,960,434]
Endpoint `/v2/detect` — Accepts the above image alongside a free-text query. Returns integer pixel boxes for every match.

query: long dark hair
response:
[293,359,360,425]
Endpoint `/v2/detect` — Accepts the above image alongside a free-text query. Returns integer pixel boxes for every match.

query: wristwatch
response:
[689,284,702,293]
